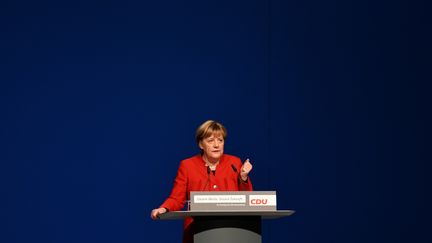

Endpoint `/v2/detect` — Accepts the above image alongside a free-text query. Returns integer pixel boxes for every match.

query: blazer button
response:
[213,185,218,189]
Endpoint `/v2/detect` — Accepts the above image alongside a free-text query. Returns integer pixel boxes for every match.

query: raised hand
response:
[240,158,253,181]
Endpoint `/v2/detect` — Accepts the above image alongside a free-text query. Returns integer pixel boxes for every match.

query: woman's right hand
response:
[150,207,167,219]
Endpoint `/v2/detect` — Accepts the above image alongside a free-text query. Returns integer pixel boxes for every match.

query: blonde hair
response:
[195,120,227,144]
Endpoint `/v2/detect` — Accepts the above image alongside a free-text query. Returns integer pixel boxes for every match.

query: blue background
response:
[1,0,430,243]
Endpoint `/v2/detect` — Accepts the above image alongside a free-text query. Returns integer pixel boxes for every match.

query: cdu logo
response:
[250,198,268,205]
[249,195,277,206]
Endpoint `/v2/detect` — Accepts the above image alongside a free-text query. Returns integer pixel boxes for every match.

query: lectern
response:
[157,191,294,243]
[158,209,294,243]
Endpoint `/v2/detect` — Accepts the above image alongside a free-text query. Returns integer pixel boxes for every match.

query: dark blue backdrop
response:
[1,0,430,243]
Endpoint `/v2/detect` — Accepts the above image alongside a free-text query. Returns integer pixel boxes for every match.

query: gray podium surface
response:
[158,210,295,220]
[158,210,295,243]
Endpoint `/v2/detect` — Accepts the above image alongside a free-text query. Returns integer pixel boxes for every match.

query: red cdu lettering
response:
[251,199,268,205]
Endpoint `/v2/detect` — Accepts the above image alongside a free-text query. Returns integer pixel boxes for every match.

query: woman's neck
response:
[202,154,220,166]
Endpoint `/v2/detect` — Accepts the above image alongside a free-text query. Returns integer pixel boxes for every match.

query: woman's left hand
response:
[240,159,253,181]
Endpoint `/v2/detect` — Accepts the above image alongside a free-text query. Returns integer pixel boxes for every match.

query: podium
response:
[158,210,295,243]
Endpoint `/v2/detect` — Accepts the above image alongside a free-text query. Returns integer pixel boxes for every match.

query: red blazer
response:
[160,154,253,243]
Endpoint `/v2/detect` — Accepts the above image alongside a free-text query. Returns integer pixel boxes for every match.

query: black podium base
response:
[192,216,262,243]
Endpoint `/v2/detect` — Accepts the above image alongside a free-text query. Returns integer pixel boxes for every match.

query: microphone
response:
[202,166,211,191]
[231,164,242,184]
[232,163,248,182]
[231,164,238,173]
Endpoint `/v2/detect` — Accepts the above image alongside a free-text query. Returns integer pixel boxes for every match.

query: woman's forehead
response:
[204,132,223,139]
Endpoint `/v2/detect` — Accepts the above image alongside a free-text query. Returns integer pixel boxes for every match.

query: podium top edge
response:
[158,210,295,220]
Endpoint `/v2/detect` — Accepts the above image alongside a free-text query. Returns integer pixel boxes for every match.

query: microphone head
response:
[231,164,238,173]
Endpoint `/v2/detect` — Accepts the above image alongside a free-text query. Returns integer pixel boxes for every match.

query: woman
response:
[150,120,253,243]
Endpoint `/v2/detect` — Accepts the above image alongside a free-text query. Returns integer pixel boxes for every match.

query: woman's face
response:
[199,133,224,162]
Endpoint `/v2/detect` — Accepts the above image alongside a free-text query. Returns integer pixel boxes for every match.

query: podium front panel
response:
[193,216,261,243]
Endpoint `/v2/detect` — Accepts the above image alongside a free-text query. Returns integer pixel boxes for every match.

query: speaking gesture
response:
[240,158,253,181]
